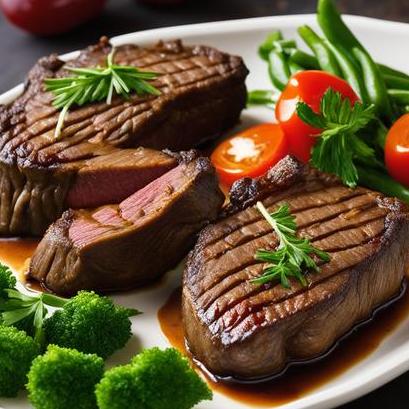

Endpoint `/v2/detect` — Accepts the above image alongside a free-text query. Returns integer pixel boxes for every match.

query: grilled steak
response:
[0,37,248,236]
[29,153,224,295]
[183,156,409,380]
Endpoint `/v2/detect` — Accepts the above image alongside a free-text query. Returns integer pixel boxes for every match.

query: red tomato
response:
[0,0,107,36]
[210,123,290,186]
[385,113,409,187]
[275,70,359,163]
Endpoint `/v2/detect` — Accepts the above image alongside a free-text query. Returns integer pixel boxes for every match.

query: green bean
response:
[353,47,394,120]
[288,49,319,70]
[378,64,409,81]
[388,89,409,105]
[317,0,395,110]
[259,31,283,61]
[383,74,409,91]
[326,41,368,102]
[268,50,291,91]
[357,166,409,203]
[405,105,409,113]
[247,90,277,107]
[297,25,342,76]
[289,61,304,75]
[274,39,297,52]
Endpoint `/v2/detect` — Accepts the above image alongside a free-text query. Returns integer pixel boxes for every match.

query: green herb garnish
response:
[44,49,161,139]
[252,202,330,288]
[296,88,377,188]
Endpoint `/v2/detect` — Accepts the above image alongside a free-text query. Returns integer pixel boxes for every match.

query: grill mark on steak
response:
[183,156,409,379]
[0,38,248,236]
[201,183,364,250]
[195,199,380,300]
[203,190,369,262]
[198,212,385,318]
[206,230,385,331]
[10,56,241,164]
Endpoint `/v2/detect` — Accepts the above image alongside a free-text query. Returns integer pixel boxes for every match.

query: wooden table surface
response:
[0,1,408,408]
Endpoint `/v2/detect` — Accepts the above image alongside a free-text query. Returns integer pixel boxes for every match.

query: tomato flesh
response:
[211,123,289,186]
[385,113,409,187]
[0,0,107,35]
[276,70,359,163]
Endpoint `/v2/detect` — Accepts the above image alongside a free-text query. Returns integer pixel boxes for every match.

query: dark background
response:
[0,0,408,408]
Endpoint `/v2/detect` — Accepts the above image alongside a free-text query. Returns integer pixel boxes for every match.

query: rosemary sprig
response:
[44,49,161,139]
[252,202,330,288]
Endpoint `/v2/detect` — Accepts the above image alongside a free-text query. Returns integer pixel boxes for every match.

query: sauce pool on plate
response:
[158,285,409,407]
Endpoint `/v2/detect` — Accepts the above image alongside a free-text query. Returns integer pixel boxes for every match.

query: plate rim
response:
[0,14,409,409]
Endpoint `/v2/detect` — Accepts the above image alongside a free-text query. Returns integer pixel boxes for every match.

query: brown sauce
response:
[0,238,42,292]
[158,286,409,407]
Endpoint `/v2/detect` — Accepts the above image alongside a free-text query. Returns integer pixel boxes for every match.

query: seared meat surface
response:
[0,37,248,236]
[29,153,224,295]
[183,156,409,380]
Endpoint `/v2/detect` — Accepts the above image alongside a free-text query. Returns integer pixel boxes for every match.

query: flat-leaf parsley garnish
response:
[296,88,377,188]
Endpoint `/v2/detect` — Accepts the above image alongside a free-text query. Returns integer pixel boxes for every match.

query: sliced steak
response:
[183,156,409,380]
[0,37,248,236]
[29,154,224,295]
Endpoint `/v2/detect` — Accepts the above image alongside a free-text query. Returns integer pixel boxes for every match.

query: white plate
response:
[1,14,409,409]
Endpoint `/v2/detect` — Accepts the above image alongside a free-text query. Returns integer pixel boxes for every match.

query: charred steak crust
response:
[183,156,409,380]
[0,37,248,236]
[29,154,224,295]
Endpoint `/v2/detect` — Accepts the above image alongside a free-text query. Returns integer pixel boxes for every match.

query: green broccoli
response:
[27,345,104,409]
[0,325,40,397]
[43,291,139,359]
[0,262,16,294]
[96,347,212,409]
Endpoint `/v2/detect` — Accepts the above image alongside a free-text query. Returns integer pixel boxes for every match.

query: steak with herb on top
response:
[29,153,224,295]
[0,37,248,236]
[183,155,409,380]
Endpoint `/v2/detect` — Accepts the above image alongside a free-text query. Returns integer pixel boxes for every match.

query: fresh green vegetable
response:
[296,89,377,187]
[247,89,277,108]
[44,291,139,359]
[388,89,409,105]
[357,166,409,203]
[252,202,330,288]
[96,347,212,409]
[317,0,393,118]
[0,325,40,397]
[27,345,104,409]
[297,25,342,76]
[0,288,67,344]
[45,48,160,139]
[0,262,16,294]
[289,48,320,70]
[268,49,292,90]
[383,74,409,91]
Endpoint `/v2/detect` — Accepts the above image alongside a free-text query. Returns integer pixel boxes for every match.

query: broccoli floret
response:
[43,291,138,358]
[0,325,40,397]
[0,262,16,294]
[96,347,212,409]
[27,345,104,409]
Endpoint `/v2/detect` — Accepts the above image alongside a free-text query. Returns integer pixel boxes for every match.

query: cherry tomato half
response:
[275,70,359,163]
[0,0,107,36]
[211,123,290,186]
[385,113,409,187]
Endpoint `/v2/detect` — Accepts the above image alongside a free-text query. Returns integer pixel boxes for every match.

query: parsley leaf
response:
[296,88,377,187]
[252,202,330,288]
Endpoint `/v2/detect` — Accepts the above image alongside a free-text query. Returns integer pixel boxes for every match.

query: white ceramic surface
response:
[0,14,409,409]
